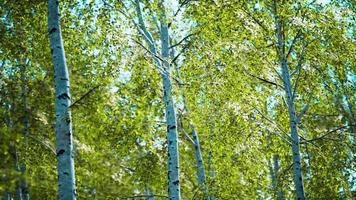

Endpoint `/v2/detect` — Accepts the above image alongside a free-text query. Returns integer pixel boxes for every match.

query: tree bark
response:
[269,155,285,200]
[272,1,305,199]
[48,0,76,199]
[172,42,207,197]
[20,61,30,200]
[160,10,181,200]
[134,1,181,198]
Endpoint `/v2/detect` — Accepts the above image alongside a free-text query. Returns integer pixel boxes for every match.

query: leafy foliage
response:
[0,0,354,199]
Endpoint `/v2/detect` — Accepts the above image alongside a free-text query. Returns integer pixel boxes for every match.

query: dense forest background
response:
[0,0,355,199]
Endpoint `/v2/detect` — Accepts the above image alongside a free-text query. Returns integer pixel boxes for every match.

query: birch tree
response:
[48,0,76,199]
[271,1,305,198]
[0,0,355,199]
[126,0,181,198]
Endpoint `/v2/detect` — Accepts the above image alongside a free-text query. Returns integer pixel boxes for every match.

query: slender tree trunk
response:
[14,146,22,200]
[207,128,215,200]
[160,10,180,199]
[173,45,207,195]
[272,1,305,199]
[134,1,180,198]
[5,99,23,200]
[3,192,11,200]
[191,126,206,186]
[269,158,276,193]
[145,187,154,200]
[20,62,30,200]
[3,103,14,200]
[280,57,305,200]
[48,0,76,199]
[270,155,285,200]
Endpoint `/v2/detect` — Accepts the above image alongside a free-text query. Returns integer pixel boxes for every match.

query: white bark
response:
[160,8,181,200]
[48,0,76,199]
[272,1,305,199]
[134,1,180,199]
[173,42,207,193]
[269,155,285,200]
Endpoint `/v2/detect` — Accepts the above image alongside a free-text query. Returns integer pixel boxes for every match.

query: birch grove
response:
[0,0,354,199]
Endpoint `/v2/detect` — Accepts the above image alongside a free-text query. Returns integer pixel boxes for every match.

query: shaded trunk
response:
[134,1,180,198]
[173,46,207,195]
[191,125,206,187]
[272,1,305,199]
[160,17,181,200]
[4,100,23,200]
[20,62,30,200]
[269,155,285,200]
[14,146,22,200]
[145,187,154,200]
[48,0,76,199]
[280,56,305,200]
[3,192,11,200]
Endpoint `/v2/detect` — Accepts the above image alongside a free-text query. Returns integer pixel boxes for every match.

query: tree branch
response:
[297,96,312,123]
[244,69,284,89]
[170,32,196,49]
[172,0,191,20]
[291,67,302,101]
[286,29,302,59]
[253,107,292,145]
[301,125,352,143]
[118,194,169,199]
[241,3,269,33]
[177,113,196,146]
[69,85,101,109]
[134,0,155,46]
[170,41,192,65]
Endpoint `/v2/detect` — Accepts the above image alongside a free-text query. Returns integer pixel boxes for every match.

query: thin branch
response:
[291,67,302,101]
[119,165,135,173]
[134,0,155,46]
[172,0,191,19]
[286,29,302,59]
[28,135,56,155]
[253,107,292,145]
[170,33,196,49]
[143,0,161,33]
[118,194,169,199]
[103,0,155,47]
[290,43,307,77]
[69,84,101,109]
[241,3,269,33]
[170,41,192,64]
[132,39,164,63]
[297,96,312,123]
[301,125,352,143]
[151,13,161,33]
[182,128,196,146]
[244,68,284,89]
[177,113,196,146]
[278,163,294,182]
[290,59,303,77]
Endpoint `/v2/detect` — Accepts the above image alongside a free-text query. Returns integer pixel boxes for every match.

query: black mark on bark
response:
[57,93,70,100]
[56,149,65,156]
[49,28,57,34]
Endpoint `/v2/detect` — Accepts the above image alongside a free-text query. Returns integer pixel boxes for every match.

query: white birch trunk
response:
[272,1,305,199]
[48,0,76,199]
[269,155,285,200]
[134,1,181,198]
[173,46,207,193]
[160,14,181,200]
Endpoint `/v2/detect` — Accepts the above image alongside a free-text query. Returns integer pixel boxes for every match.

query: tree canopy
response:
[0,0,355,199]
